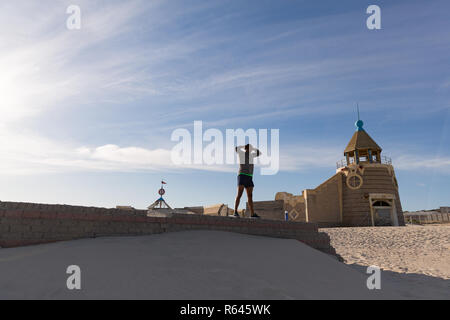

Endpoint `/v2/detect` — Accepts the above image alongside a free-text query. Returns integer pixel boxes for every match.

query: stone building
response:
[250,119,405,227]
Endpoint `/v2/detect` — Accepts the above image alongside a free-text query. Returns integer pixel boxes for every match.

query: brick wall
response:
[0,201,336,256]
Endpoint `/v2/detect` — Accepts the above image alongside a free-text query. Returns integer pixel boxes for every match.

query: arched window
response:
[373,200,390,207]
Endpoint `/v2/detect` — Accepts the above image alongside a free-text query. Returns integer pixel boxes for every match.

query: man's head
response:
[244,144,251,152]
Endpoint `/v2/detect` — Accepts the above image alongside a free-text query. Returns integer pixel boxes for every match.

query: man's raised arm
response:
[235,145,245,152]
[251,146,261,157]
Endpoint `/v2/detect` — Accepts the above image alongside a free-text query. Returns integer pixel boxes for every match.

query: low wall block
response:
[0,201,336,255]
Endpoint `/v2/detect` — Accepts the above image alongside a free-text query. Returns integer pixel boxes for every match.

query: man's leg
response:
[234,185,245,215]
[245,186,254,216]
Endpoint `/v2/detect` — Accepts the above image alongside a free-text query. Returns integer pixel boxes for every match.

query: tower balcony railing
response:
[336,155,392,169]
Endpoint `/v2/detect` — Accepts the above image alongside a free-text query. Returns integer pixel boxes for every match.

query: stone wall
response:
[275,192,306,222]
[304,173,342,224]
[0,201,335,255]
[265,164,405,227]
[246,200,285,220]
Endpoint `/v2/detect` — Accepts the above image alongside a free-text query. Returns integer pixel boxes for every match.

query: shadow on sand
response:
[349,264,450,299]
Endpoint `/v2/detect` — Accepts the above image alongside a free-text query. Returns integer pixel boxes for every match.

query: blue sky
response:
[0,0,449,211]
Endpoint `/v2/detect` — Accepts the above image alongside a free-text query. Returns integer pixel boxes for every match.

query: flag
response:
[161,180,167,184]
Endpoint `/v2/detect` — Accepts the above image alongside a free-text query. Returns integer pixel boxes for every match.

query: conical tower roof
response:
[344,120,382,154]
[148,197,172,210]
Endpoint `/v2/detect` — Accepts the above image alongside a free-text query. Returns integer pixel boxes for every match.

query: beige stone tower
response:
[334,119,404,226]
[252,119,405,227]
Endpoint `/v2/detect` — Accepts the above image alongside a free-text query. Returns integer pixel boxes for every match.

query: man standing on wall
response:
[234,144,261,218]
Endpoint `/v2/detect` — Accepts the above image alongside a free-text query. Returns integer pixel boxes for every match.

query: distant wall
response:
[246,200,284,220]
[0,201,335,255]
[440,207,450,214]
[182,206,204,214]
[404,212,450,224]
[183,204,231,216]
[203,204,229,216]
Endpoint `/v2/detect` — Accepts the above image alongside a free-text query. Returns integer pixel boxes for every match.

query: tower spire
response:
[355,103,364,131]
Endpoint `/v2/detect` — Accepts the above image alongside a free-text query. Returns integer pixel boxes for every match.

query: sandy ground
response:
[321,225,450,281]
[0,230,448,299]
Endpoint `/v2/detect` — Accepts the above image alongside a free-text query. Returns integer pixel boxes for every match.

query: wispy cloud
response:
[0,1,151,123]
[0,0,449,180]
[395,156,450,173]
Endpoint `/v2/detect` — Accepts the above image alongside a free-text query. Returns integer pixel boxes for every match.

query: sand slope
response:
[0,230,448,299]
[321,225,450,279]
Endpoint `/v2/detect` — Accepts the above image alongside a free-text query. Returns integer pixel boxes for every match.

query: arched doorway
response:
[369,194,399,226]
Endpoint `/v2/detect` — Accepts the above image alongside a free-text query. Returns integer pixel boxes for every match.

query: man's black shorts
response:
[237,174,254,188]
